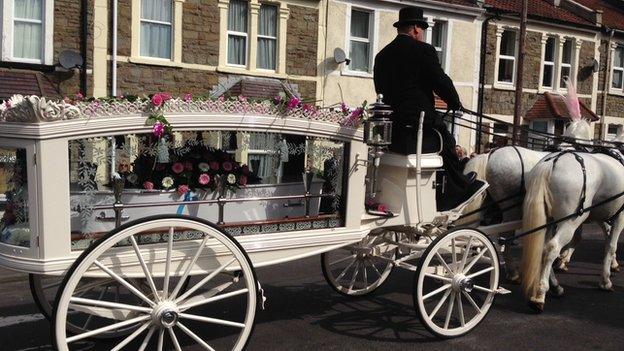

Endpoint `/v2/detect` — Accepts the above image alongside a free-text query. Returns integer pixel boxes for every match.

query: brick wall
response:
[577,41,595,95]
[484,24,496,85]
[524,31,542,89]
[483,90,539,116]
[286,5,318,76]
[597,93,624,117]
[114,63,219,96]
[115,1,132,57]
[183,0,220,66]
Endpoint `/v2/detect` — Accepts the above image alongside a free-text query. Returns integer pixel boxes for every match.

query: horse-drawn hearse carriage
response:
[0,94,505,350]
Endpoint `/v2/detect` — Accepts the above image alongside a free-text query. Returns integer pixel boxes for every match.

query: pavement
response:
[0,224,623,350]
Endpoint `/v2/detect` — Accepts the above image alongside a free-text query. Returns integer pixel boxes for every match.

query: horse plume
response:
[562,77,591,140]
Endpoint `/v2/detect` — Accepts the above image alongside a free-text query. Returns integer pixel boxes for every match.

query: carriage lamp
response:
[364,95,393,147]
[365,95,393,199]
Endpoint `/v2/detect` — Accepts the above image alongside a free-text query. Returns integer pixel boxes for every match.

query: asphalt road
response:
[0,225,623,351]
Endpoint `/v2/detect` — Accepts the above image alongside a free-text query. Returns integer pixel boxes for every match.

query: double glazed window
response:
[12,0,44,61]
[140,0,173,59]
[560,39,573,88]
[612,46,624,91]
[349,9,372,72]
[431,20,447,65]
[542,37,556,88]
[227,1,278,70]
[497,30,517,84]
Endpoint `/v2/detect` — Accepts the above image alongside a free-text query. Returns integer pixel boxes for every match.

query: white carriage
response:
[0,94,504,350]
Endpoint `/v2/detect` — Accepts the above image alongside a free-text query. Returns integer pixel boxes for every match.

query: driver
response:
[373,6,486,211]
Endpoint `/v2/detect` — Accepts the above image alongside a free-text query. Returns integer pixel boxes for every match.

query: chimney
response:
[561,0,601,26]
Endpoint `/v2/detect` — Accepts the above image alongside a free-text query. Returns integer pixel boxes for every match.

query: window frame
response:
[1,0,54,65]
[541,36,557,89]
[226,0,250,67]
[139,0,174,61]
[429,19,447,68]
[496,29,518,86]
[256,3,278,71]
[611,45,624,92]
[346,7,374,74]
[558,38,574,90]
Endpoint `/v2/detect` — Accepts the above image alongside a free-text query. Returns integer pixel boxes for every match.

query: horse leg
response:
[555,227,583,272]
[600,217,624,291]
[548,269,564,297]
[532,219,584,311]
[597,222,620,273]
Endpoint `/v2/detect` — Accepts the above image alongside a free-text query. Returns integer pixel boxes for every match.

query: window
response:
[608,124,622,137]
[497,30,517,84]
[257,4,277,70]
[140,0,173,59]
[560,39,573,88]
[612,46,624,90]
[227,0,249,66]
[349,9,372,72]
[542,37,556,88]
[431,20,447,65]
[13,0,43,61]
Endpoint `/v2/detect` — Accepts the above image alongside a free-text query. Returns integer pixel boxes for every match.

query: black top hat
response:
[393,7,429,29]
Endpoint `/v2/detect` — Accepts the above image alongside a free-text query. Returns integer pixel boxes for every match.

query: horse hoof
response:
[548,285,565,298]
[553,266,568,273]
[611,266,620,273]
[528,301,544,313]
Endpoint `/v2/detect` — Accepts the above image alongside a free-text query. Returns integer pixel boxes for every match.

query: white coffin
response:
[71,180,324,235]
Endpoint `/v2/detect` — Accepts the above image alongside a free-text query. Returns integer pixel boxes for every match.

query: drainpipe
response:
[80,0,88,95]
[476,13,498,153]
[512,0,528,146]
[600,28,615,140]
[111,0,118,97]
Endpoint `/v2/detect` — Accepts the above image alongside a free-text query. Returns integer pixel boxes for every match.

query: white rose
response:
[162,176,174,189]
[227,174,237,184]
[198,162,210,172]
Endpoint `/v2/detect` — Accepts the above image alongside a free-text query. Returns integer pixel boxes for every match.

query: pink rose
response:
[241,165,250,175]
[287,97,301,110]
[183,93,193,102]
[222,161,233,171]
[184,161,193,171]
[341,102,349,114]
[274,95,283,104]
[172,162,184,174]
[238,95,247,102]
[143,181,154,190]
[210,161,220,171]
[152,121,165,138]
[177,184,190,196]
[218,95,225,102]
[75,92,84,101]
[365,198,375,207]
[151,94,164,107]
[377,204,388,213]
[239,175,248,186]
[199,173,210,185]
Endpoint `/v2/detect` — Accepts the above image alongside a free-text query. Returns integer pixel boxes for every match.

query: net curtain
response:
[228,0,248,65]
[13,0,43,60]
[141,0,173,59]
[349,11,370,72]
[257,5,277,70]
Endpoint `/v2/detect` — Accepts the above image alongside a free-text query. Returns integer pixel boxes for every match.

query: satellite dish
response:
[59,50,84,70]
[592,58,600,73]
[334,48,351,65]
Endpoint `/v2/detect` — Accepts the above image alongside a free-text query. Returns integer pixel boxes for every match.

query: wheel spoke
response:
[129,235,161,302]
[157,328,164,351]
[427,289,451,320]
[111,322,152,351]
[163,227,175,299]
[177,322,217,351]
[335,257,357,282]
[348,261,361,291]
[138,326,156,351]
[435,252,454,274]
[463,248,488,274]
[444,292,456,329]
[456,291,465,327]
[425,273,453,283]
[180,288,249,311]
[451,238,457,266]
[176,258,237,303]
[460,237,473,272]
[362,260,368,288]
[466,266,494,279]
[367,258,383,278]
[422,283,451,301]
[168,327,182,351]
[70,296,153,314]
[171,234,211,299]
[66,315,150,343]
[179,313,246,328]
[93,261,156,307]
[462,291,482,314]
[329,254,357,266]
[83,285,107,330]
[473,285,495,294]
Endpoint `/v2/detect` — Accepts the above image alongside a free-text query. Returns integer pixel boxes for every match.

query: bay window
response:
[542,37,556,88]
[227,0,249,66]
[612,46,624,91]
[497,30,517,84]
[140,0,173,59]
[349,9,372,72]
[257,4,277,70]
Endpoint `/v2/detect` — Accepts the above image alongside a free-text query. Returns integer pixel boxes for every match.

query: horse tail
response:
[456,153,490,225]
[520,160,554,299]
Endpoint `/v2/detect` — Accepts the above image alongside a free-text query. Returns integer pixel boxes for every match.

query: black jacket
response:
[374,35,461,154]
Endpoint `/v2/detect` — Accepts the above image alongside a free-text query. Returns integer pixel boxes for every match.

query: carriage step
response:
[496,286,511,295]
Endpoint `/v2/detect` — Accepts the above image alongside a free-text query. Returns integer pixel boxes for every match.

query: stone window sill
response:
[341,70,373,79]
[608,88,624,97]
[493,82,516,91]
[217,65,287,79]
[128,57,184,68]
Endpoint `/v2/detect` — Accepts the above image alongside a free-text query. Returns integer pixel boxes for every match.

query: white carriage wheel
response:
[53,215,258,351]
[414,228,499,338]
[321,231,397,296]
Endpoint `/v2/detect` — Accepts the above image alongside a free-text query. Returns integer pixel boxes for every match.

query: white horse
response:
[521,151,624,311]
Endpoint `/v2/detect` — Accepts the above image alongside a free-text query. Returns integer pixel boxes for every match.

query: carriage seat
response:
[380,152,443,169]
